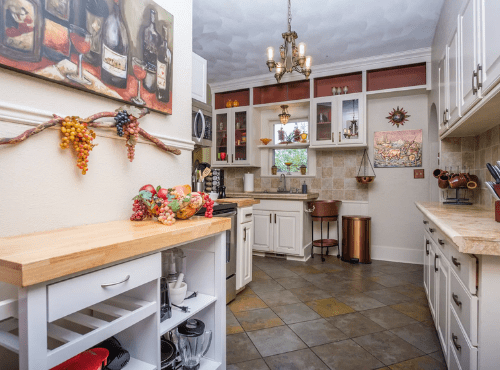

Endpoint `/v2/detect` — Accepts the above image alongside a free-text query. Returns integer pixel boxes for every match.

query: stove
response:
[196,202,237,216]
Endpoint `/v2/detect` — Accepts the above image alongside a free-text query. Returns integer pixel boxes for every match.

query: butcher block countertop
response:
[416,201,500,256]
[0,216,231,287]
[216,198,260,207]
[227,192,319,201]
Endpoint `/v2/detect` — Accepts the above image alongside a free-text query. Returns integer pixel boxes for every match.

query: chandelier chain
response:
[288,0,292,31]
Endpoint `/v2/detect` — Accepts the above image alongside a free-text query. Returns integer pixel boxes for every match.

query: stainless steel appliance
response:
[192,99,212,147]
[196,202,237,303]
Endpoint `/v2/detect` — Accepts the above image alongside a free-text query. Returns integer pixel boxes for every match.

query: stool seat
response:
[312,239,338,247]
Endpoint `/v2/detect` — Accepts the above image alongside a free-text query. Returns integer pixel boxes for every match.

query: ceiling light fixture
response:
[266,0,312,83]
[279,105,291,124]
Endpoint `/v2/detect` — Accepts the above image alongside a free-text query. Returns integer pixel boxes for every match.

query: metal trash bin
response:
[342,215,371,264]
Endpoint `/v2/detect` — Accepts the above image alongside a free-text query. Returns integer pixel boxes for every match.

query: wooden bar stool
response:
[306,200,342,262]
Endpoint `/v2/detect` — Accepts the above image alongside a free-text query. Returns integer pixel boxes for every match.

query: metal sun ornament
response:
[265,0,312,83]
[386,106,411,128]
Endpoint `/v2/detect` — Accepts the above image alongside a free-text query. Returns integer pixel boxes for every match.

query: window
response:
[273,121,308,174]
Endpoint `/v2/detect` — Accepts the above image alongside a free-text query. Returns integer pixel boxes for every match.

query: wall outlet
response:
[414,169,424,179]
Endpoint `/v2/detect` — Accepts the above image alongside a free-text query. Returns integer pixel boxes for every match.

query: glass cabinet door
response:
[314,100,334,144]
[233,110,247,163]
[215,112,229,162]
[338,93,364,145]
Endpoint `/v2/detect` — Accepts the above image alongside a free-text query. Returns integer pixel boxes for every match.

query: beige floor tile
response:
[388,355,447,369]
[229,295,268,313]
[234,308,284,331]
[391,301,432,322]
[305,297,355,318]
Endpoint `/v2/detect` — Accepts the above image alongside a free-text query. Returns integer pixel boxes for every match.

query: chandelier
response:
[266,0,312,83]
[278,105,291,124]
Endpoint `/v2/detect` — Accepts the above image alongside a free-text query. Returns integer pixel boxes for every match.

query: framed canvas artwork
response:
[0,0,173,114]
[374,129,422,168]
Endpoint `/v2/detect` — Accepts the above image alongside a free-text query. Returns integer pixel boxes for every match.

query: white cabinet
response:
[423,237,430,297]
[436,251,450,359]
[253,210,273,252]
[448,29,461,126]
[438,52,449,131]
[192,53,207,103]
[311,93,366,148]
[212,107,252,166]
[459,0,482,115]
[428,239,437,320]
[479,0,500,93]
[253,210,301,255]
[237,206,253,290]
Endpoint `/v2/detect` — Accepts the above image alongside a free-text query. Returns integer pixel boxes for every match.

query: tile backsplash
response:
[223,149,369,201]
[441,124,500,208]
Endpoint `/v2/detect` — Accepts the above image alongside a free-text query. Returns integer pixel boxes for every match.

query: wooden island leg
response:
[18,285,47,370]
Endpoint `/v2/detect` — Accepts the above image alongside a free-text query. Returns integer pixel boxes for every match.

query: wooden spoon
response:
[200,168,211,182]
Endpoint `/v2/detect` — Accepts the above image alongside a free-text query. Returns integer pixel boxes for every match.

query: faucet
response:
[278,173,287,192]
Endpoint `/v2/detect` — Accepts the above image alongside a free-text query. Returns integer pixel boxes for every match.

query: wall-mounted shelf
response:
[258,143,309,149]
[252,98,310,110]
[253,81,310,105]
[314,72,363,98]
[367,63,427,91]
[365,85,428,99]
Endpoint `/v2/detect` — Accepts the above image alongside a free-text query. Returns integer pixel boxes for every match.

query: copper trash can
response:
[342,215,371,264]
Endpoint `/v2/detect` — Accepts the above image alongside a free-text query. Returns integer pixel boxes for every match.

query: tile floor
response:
[226,255,446,370]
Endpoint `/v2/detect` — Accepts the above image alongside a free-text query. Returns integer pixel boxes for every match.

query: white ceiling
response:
[192,0,445,83]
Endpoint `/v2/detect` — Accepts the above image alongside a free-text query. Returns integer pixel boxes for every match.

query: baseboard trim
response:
[371,245,423,265]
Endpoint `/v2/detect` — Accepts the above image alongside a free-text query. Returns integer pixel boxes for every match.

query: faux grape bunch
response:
[131,184,214,225]
[114,110,140,162]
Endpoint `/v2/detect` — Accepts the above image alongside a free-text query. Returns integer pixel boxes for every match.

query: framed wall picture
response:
[374,129,422,168]
[0,0,173,114]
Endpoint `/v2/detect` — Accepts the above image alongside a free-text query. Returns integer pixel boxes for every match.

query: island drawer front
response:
[448,249,477,294]
[450,306,477,370]
[424,227,450,261]
[450,268,478,346]
[47,253,161,322]
[239,206,254,224]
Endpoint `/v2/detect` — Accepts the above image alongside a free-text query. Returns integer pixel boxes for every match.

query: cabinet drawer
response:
[448,249,477,294]
[47,253,161,322]
[239,206,254,224]
[450,306,477,370]
[423,219,450,260]
[450,269,478,346]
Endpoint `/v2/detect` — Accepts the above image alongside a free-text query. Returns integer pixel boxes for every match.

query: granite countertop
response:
[415,201,500,256]
[227,192,319,201]
[0,217,231,287]
[216,198,260,207]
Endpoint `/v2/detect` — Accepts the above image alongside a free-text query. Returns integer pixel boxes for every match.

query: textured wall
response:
[440,125,500,208]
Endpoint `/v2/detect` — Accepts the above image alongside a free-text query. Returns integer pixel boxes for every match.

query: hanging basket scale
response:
[355,149,376,184]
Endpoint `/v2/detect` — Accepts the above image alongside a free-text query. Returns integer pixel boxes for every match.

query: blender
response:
[175,319,212,370]
[162,248,187,284]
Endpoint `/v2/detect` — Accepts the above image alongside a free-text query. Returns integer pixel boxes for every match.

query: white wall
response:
[0,0,193,238]
[367,93,430,264]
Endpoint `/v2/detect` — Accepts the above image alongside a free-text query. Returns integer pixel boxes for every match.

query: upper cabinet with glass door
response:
[310,73,366,148]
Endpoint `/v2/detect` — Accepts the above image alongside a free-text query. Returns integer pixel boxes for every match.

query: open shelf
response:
[160,293,217,336]
[200,357,222,370]
[367,63,426,91]
[258,143,309,149]
[214,89,250,110]
[253,81,310,105]
[124,357,157,370]
[314,72,363,98]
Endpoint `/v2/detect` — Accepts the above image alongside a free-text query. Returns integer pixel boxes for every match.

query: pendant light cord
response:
[288,0,292,32]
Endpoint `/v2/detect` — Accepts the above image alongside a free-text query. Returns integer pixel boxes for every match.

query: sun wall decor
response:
[386,106,410,127]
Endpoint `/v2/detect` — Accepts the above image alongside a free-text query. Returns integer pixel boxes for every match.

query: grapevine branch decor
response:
[0,106,181,174]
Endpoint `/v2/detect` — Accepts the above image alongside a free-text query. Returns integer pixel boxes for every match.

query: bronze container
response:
[342,215,371,264]
[307,200,341,217]
[438,174,450,189]
[433,169,448,178]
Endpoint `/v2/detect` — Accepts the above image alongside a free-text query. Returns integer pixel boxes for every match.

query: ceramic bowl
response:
[168,282,187,305]
[355,176,375,184]
[260,138,272,145]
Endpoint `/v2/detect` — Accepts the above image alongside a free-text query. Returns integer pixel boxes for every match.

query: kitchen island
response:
[416,202,500,370]
[0,217,231,370]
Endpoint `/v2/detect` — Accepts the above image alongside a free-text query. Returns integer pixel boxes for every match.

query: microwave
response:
[192,99,212,147]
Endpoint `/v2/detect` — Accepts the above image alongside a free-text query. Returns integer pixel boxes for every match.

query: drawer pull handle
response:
[452,256,461,267]
[438,239,445,246]
[243,227,247,242]
[101,275,130,288]
[452,333,461,352]
[429,228,435,233]
[434,254,439,272]
[423,220,429,225]
[245,213,253,217]
[425,239,429,255]
[452,293,462,308]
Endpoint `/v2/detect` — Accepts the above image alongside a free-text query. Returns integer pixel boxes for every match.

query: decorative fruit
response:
[139,184,156,196]
[59,116,96,175]
[156,187,169,200]
[232,99,239,107]
[226,100,232,108]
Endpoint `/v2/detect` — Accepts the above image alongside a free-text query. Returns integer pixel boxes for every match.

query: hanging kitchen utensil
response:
[356,149,376,184]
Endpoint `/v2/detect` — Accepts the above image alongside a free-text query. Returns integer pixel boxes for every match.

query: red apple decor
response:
[131,184,214,225]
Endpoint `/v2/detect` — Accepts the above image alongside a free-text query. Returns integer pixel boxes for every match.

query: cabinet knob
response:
[243,227,247,242]
[452,256,461,267]
[331,132,335,142]
[434,254,439,272]
[452,333,461,352]
[429,228,435,233]
[452,293,462,308]
[472,69,478,95]
[245,213,253,217]
[423,220,429,225]
[425,239,429,255]
[339,132,341,143]
[438,239,445,246]
[477,64,483,89]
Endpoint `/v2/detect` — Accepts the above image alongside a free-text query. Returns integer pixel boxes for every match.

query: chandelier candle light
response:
[343,100,359,138]
[266,0,312,83]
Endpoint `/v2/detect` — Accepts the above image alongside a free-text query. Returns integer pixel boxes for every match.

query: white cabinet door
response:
[459,0,482,115]
[480,0,500,93]
[448,29,461,126]
[436,253,450,360]
[424,237,431,296]
[274,212,299,254]
[253,211,273,252]
[311,97,336,147]
[192,53,207,103]
[337,93,365,146]
[237,222,253,290]
[438,52,448,131]
[429,241,437,320]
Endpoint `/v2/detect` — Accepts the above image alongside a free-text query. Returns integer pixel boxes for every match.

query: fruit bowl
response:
[355,176,375,184]
[260,138,272,145]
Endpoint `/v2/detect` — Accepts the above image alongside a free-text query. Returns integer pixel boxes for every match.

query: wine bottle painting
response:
[0,0,174,114]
